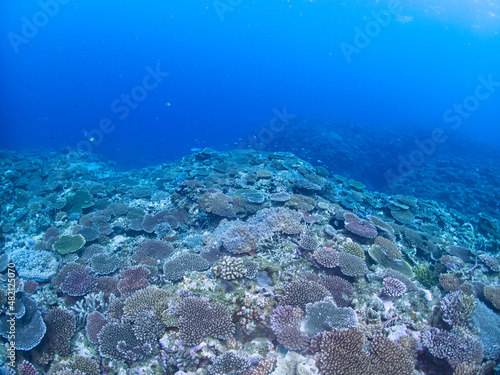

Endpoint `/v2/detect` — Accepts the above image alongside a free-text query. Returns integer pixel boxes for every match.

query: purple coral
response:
[313,246,340,268]
[44,307,76,356]
[98,322,151,362]
[319,275,354,307]
[85,311,109,344]
[141,210,179,233]
[199,190,236,217]
[18,360,39,375]
[60,267,99,296]
[117,266,150,296]
[382,277,407,297]
[134,239,174,260]
[270,305,309,350]
[280,279,331,309]
[343,212,378,239]
[422,327,483,369]
[177,297,235,345]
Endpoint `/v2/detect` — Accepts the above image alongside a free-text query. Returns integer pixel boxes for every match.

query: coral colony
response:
[0,147,499,374]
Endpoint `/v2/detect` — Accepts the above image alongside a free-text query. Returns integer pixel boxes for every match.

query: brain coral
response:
[177,297,235,345]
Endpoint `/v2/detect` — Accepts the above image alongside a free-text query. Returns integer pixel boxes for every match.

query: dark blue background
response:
[1,0,499,169]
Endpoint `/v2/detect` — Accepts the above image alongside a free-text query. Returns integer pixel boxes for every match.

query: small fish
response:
[165,102,172,107]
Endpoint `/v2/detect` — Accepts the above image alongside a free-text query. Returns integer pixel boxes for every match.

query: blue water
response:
[1,0,500,169]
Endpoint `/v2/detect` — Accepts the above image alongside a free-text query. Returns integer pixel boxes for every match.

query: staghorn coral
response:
[212,256,246,280]
[313,246,340,268]
[123,286,170,320]
[382,277,407,297]
[85,311,108,344]
[313,328,414,375]
[48,356,99,375]
[368,334,415,375]
[422,327,483,369]
[60,267,99,297]
[98,322,152,362]
[134,239,174,260]
[18,361,39,375]
[338,251,368,277]
[319,275,354,307]
[270,305,309,350]
[131,309,166,343]
[280,279,330,309]
[208,351,251,375]
[343,241,364,259]
[163,252,210,282]
[382,269,417,292]
[299,230,318,251]
[441,290,476,328]
[177,297,235,345]
[374,236,402,260]
[44,308,76,356]
[117,265,150,296]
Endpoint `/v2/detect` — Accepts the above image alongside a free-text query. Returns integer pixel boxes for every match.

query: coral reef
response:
[0,148,499,374]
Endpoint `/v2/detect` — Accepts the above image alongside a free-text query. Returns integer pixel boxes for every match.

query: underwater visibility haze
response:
[1,1,500,374]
